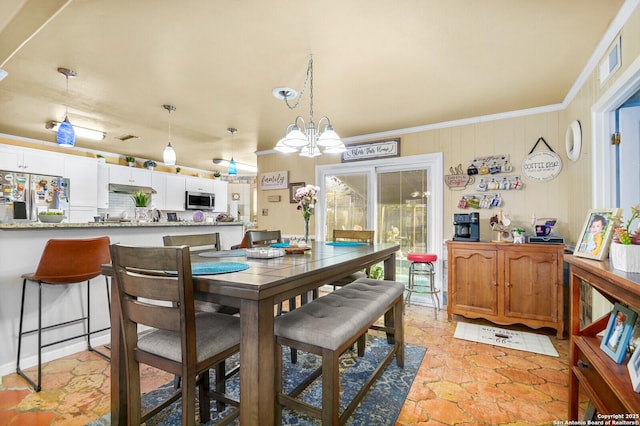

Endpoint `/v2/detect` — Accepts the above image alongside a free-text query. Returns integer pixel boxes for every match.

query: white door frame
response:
[592,55,640,208]
[315,152,444,260]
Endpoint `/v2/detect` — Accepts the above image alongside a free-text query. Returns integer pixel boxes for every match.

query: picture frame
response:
[573,208,622,260]
[628,345,640,392]
[600,302,637,364]
[167,212,178,222]
[289,182,305,203]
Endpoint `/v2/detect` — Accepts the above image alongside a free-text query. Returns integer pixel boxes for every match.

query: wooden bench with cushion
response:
[274,277,404,425]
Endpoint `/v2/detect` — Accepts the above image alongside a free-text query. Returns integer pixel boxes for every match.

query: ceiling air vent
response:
[116,134,139,142]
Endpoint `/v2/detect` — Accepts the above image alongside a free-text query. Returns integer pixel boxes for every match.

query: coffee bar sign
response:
[259,170,288,190]
[342,138,400,163]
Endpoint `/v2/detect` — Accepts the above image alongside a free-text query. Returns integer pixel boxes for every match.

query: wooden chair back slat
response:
[163,233,221,252]
[333,230,375,244]
[247,230,282,247]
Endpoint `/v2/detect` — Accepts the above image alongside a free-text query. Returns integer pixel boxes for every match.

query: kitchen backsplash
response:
[99,193,217,222]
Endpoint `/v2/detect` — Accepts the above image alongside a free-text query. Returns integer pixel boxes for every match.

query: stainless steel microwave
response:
[185,191,215,210]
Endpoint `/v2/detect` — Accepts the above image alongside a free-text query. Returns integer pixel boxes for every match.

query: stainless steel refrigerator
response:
[0,171,70,221]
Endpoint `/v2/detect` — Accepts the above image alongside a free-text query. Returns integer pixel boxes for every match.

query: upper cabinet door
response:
[165,174,186,211]
[109,164,152,186]
[0,145,65,176]
[64,156,98,207]
[185,176,214,193]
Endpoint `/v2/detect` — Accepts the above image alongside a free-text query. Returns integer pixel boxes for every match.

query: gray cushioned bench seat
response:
[274,278,405,425]
[275,278,404,351]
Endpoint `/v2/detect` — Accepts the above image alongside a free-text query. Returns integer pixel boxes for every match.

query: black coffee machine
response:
[453,212,480,241]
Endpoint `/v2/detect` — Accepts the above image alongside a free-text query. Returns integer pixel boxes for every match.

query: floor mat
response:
[87,335,426,425]
[453,322,559,357]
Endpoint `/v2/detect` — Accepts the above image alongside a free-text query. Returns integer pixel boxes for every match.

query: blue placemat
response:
[166,262,249,276]
[198,250,246,258]
[270,242,290,248]
[325,241,367,246]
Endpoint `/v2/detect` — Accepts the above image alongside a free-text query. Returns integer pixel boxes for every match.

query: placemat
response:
[325,241,367,246]
[166,262,249,276]
[270,242,290,248]
[198,250,246,258]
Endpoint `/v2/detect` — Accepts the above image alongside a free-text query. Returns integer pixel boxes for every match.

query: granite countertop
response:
[0,221,244,230]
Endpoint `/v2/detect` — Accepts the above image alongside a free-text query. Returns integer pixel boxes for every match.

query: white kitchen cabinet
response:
[165,174,186,211]
[64,156,98,207]
[108,164,152,187]
[150,172,166,210]
[97,164,109,208]
[212,180,228,212]
[0,144,65,176]
[185,176,214,193]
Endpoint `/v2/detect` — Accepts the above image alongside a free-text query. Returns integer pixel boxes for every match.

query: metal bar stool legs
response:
[16,276,111,391]
[406,253,440,319]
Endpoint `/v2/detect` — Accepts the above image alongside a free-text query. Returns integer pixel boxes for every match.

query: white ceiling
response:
[0,0,626,171]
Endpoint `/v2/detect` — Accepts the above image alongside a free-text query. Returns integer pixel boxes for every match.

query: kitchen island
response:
[0,221,244,380]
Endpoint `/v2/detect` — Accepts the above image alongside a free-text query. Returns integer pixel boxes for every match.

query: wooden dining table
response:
[105,241,400,425]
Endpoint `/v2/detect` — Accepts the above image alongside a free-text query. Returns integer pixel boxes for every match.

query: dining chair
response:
[16,236,112,392]
[246,230,283,247]
[163,232,221,253]
[331,229,376,287]
[110,244,240,425]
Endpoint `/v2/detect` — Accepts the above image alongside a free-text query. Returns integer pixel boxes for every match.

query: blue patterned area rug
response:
[88,335,425,425]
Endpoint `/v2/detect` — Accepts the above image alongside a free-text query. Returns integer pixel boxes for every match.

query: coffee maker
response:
[453,212,480,242]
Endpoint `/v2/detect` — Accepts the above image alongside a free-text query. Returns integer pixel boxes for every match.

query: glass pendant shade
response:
[57,116,75,147]
[317,126,342,147]
[163,142,176,165]
[282,126,309,147]
[299,145,321,158]
[228,158,237,175]
[274,138,298,153]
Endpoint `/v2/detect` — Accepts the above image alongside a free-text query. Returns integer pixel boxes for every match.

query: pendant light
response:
[162,104,177,165]
[227,127,237,175]
[57,67,76,147]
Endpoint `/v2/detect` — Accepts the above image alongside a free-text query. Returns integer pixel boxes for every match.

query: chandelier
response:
[273,55,346,157]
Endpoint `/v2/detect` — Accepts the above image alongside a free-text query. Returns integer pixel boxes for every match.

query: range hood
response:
[108,183,157,194]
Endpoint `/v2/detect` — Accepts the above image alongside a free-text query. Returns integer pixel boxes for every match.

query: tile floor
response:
[0,303,573,425]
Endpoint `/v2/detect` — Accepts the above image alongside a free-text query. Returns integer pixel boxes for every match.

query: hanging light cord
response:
[283,55,313,115]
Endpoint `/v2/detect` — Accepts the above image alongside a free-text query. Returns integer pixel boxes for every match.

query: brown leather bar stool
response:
[16,236,112,391]
[406,252,440,319]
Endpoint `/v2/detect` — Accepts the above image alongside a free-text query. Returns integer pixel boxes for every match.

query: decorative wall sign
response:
[259,170,288,190]
[522,137,562,182]
[341,138,400,163]
[445,164,475,190]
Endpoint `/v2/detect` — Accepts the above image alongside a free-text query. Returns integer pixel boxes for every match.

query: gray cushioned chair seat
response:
[275,278,404,351]
[138,312,240,363]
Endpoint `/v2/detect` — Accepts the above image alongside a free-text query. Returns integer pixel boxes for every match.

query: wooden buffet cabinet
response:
[446,241,565,338]
[566,255,640,419]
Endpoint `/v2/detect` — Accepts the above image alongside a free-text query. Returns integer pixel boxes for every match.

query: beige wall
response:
[257,5,640,245]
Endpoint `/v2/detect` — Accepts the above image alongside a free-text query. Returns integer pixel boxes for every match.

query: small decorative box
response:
[245,247,285,258]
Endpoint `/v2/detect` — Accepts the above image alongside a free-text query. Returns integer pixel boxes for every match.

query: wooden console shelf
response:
[566,255,640,419]
[446,241,564,338]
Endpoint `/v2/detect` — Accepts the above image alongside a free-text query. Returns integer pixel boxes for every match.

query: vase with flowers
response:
[293,184,319,244]
[610,204,640,272]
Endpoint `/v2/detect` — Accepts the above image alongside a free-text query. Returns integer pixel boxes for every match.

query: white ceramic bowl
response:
[39,214,65,223]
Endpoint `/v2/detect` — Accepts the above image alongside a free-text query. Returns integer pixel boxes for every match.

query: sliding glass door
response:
[316,153,443,305]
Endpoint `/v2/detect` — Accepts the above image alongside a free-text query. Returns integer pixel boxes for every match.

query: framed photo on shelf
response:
[628,345,640,392]
[573,208,622,260]
[600,302,638,363]
[289,182,305,203]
